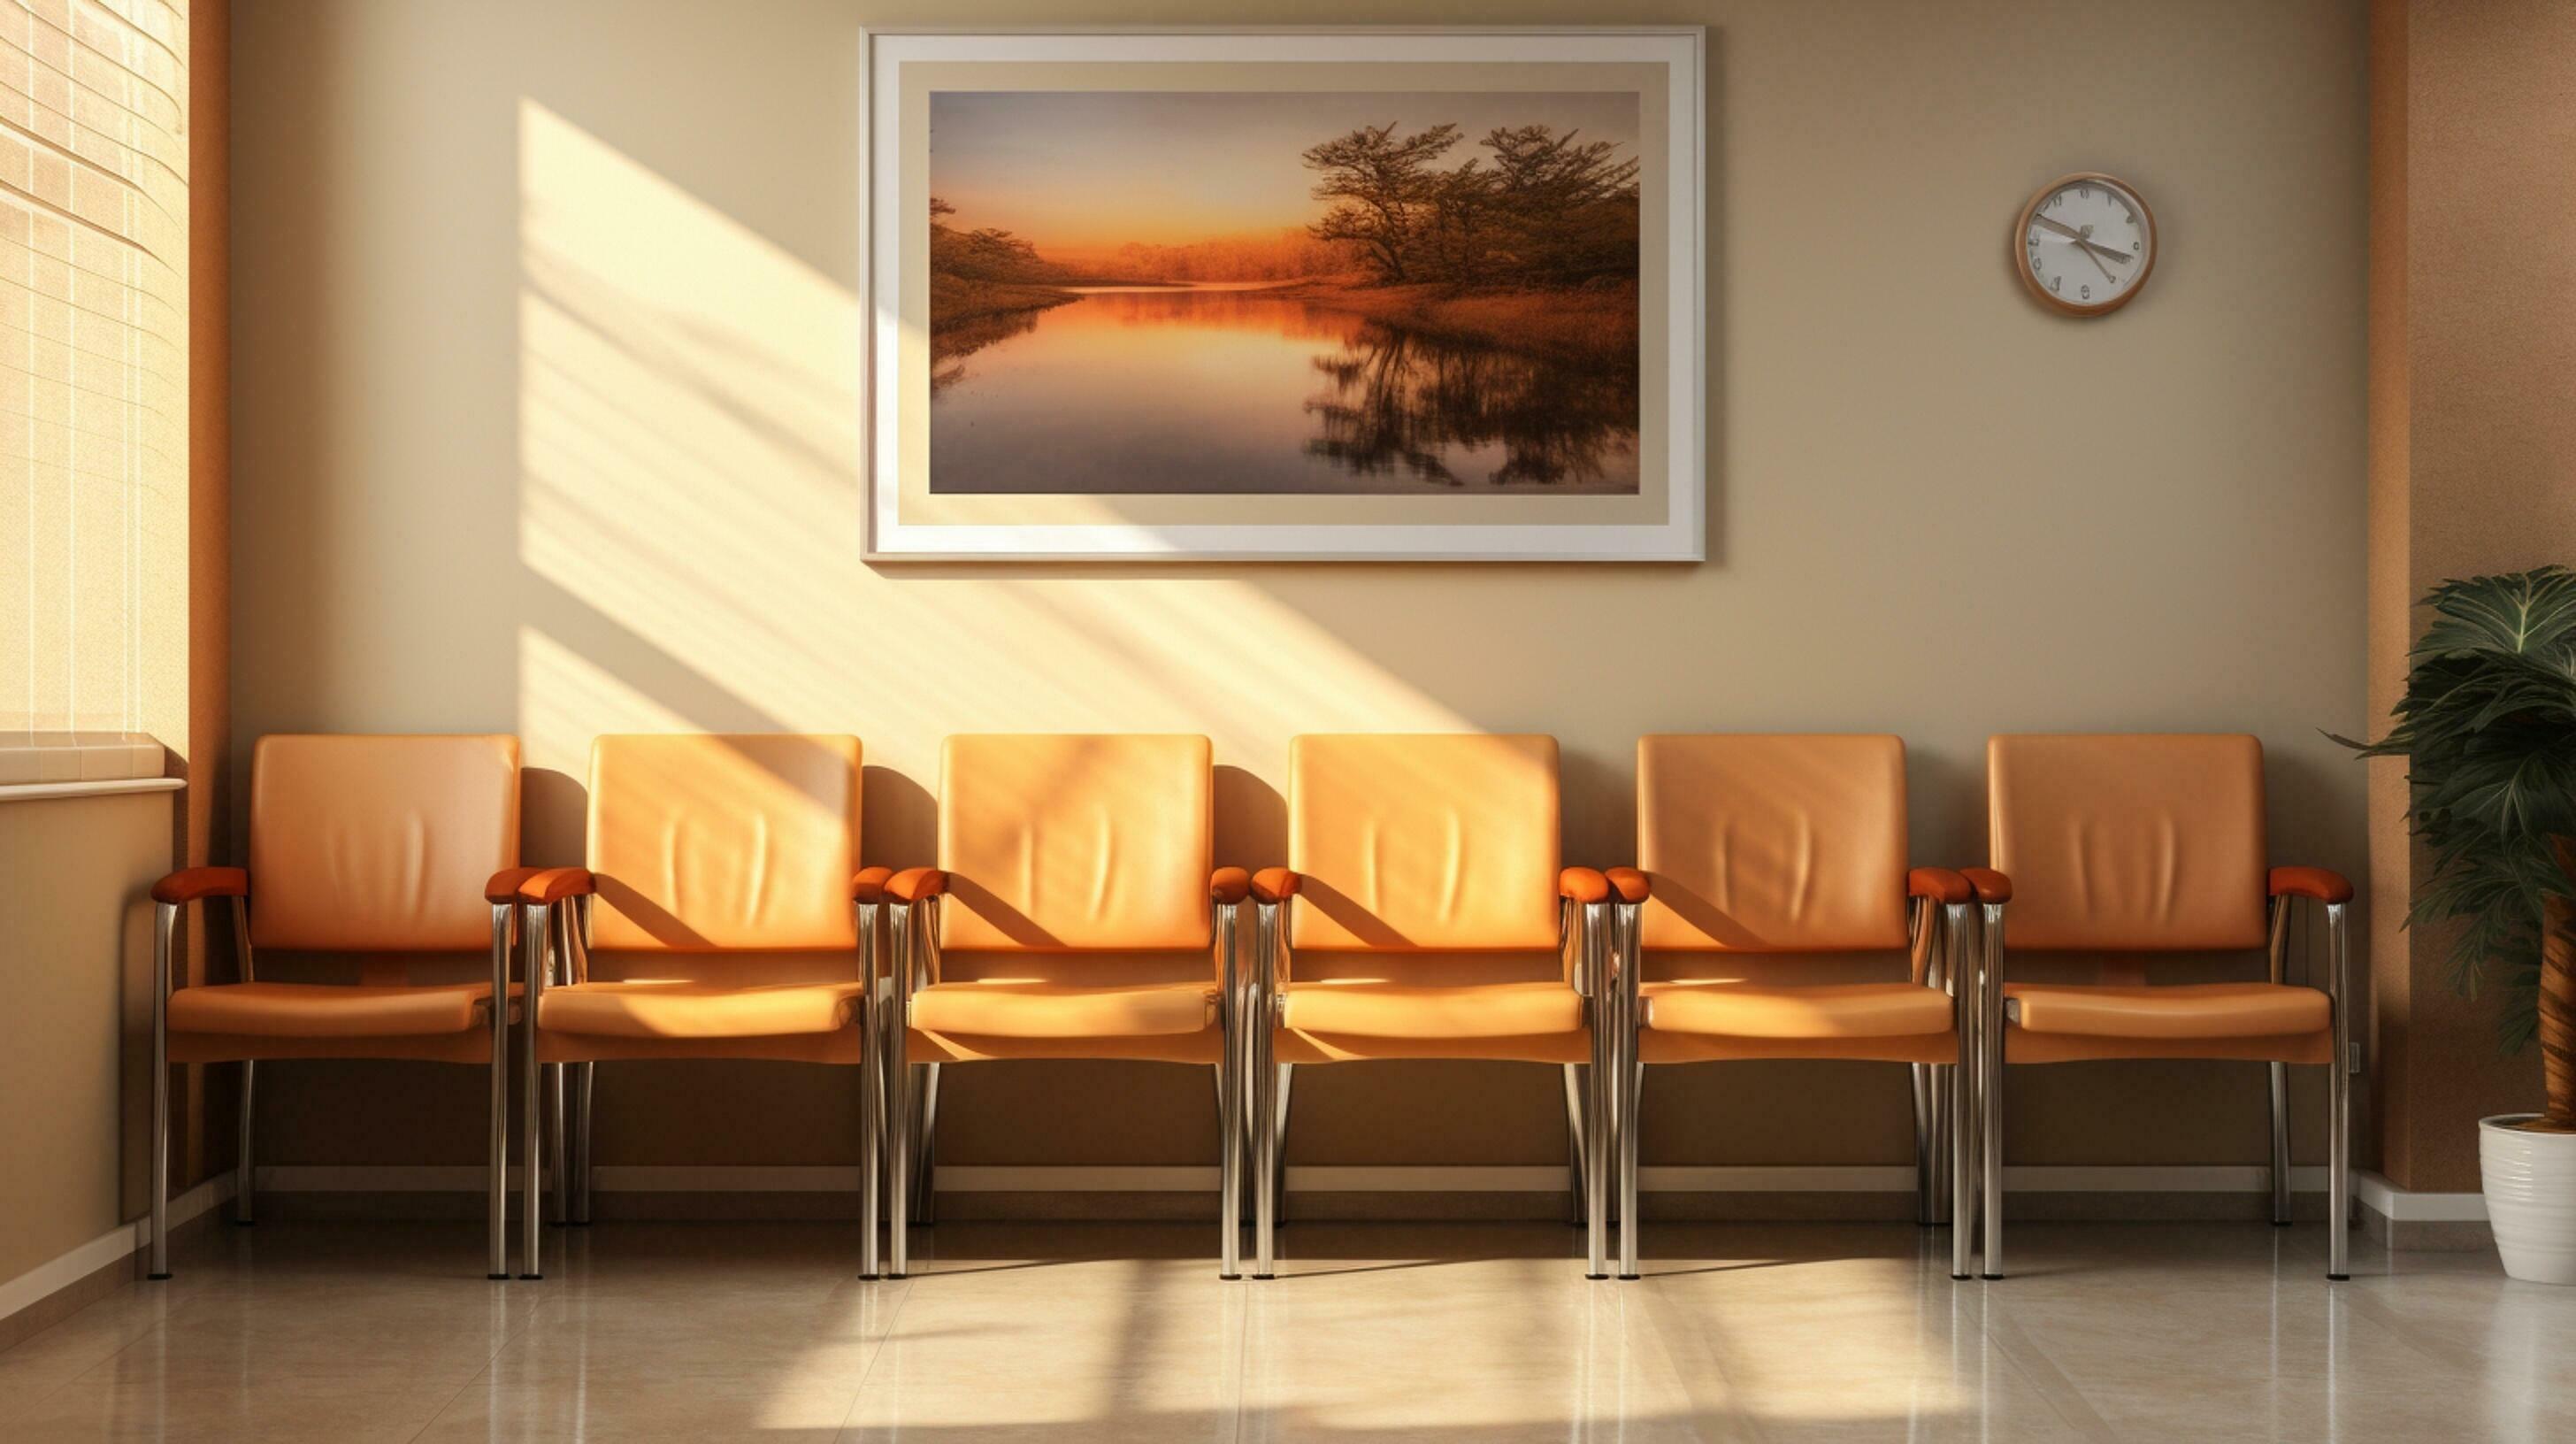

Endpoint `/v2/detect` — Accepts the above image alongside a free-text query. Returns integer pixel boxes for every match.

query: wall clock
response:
[2012,173,2156,317]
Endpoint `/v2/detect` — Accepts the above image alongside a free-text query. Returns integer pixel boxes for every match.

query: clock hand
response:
[2032,213,2132,265]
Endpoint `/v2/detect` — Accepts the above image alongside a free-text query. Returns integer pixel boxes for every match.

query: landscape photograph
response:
[925,88,1645,495]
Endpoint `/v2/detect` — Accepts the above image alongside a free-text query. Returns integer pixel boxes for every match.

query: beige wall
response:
[2366,0,2576,1193]
[229,0,2371,1183]
[0,793,176,1286]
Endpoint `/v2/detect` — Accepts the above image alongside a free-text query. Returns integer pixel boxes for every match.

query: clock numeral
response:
[2080,283,2092,301]
[2050,276,2062,293]
[2079,186,2092,198]
[2133,241,2143,252]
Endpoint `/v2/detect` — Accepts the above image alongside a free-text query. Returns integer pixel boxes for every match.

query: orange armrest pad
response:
[1603,867,1651,903]
[850,866,894,902]
[1907,867,1974,905]
[518,867,596,904]
[1959,867,2012,904]
[151,865,248,906]
[887,867,948,903]
[2269,865,2354,904]
[1210,867,1252,904]
[486,866,546,903]
[1250,867,1302,903]
[1560,867,1611,904]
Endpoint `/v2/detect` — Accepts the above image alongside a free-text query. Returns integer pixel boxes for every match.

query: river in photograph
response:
[928,285,1639,495]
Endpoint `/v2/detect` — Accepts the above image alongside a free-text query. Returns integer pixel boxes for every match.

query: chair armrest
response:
[1249,867,1302,904]
[850,866,893,902]
[150,866,247,906]
[1210,867,1251,905]
[1908,868,1974,905]
[1603,867,1651,903]
[2269,865,2354,904]
[1560,867,1612,903]
[886,867,947,903]
[518,867,596,904]
[1960,867,2012,904]
[485,866,546,903]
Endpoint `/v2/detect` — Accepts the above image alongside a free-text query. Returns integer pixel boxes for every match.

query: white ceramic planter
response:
[2480,1114,2576,1284]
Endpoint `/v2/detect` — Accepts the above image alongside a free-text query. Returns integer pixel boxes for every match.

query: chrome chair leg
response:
[2269,1061,2292,1227]
[858,903,881,1281]
[487,903,512,1279]
[1583,901,1610,1280]
[546,1062,566,1226]
[1217,899,1244,1279]
[571,1062,595,1225]
[2327,901,2352,1281]
[1616,1062,1642,1279]
[1912,1062,1934,1225]
[1949,902,1978,1280]
[234,1060,257,1225]
[886,905,912,1279]
[1980,903,2005,1280]
[911,1063,941,1225]
[149,902,174,1279]
[518,901,547,1279]
[1271,1064,1294,1225]
[1561,1064,1588,1225]
[1252,1019,1278,1278]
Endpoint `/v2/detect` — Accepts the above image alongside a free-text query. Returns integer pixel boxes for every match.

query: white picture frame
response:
[863,27,1706,562]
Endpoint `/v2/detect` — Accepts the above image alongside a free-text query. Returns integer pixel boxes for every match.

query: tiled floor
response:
[0,1217,2565,1441]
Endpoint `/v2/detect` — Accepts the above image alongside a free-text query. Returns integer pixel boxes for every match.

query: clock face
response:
[2014,173,2156,316]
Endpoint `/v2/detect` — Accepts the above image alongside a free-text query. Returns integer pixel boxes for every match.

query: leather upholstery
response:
[585,734,862,952]
[1209,867,1251,904]
[246,734,520,951]
[1642,979,1955,1039]
[887,867,947,902]
[537,979,866,1039]
[1281,979,1582,1039]
[850,865,893,902]
[1605,866,1652,903]
[2005,980,2329,1039]
[936,734,1213,951]
[518,867,595,904]
[152,866,247,906]
[1987,734,2268,950]
[1637,734,1911,952]
[1251,867,1302,902]
[1962,866,2012,903]
[910,980,1216,1038]
[1288,734,1562,950]
[486,866,545,903]
[168,981,498,1038]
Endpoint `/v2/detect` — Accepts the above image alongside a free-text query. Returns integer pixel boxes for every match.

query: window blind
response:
[0,0,187,734]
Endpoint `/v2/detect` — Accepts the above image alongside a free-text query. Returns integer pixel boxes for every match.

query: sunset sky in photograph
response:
[930,89,1641,260]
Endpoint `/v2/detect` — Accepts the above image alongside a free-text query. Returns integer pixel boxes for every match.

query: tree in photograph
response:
[1481,126,1643,285]
[1302,122,1462,284]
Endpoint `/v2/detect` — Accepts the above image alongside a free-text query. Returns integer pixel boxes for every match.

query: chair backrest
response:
[246,734,521,951]
[1637,734,1911,953]
[586,734,862,952]
[937,734,1213,951]
[1987,734,2268,952]
[1288,734,1560,951]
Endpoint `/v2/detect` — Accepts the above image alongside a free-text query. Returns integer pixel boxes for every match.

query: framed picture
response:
[864,27,1706,561]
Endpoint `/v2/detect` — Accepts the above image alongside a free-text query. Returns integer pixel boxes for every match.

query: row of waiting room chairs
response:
[145,731,2357,1287]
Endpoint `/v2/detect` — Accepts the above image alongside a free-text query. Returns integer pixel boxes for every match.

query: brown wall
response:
[228,0,2372,1183]
[2367,0,2576,1192]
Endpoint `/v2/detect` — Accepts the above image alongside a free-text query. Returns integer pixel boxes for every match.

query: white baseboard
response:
[0,1177,233,1327]
[257,1162,2342,1195]
[2353,1169,2486,1223]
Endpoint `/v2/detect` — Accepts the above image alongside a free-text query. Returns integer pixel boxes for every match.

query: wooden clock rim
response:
[2012,171,2157,318]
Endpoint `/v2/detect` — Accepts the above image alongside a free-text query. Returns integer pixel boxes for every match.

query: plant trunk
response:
[2544,837,2576,1130]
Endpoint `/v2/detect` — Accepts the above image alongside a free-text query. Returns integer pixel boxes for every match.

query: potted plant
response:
[2344,565,2576,1282]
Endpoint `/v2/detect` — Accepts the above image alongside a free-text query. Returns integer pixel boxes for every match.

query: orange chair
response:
[1606,735,1979,1278]
[512,735,886,1279]
[147,734,526,1279]
[878,735,1246,1277]
[1974,734,2354,1279]
[1246,734,1614,1278]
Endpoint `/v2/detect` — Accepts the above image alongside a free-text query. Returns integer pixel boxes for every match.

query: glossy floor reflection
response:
[0,1217,2565,1441]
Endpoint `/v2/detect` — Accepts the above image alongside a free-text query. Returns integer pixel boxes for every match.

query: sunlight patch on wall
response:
[515,99,1467,836]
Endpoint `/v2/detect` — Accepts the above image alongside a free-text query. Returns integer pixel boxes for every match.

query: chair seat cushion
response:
[538,980,864,1039]
[909,980,1215,1039]
[1641,981,1952,1039]
[2005,981,2329,1039]
[168,981,494,1039]
[1281,979,1581,1040]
